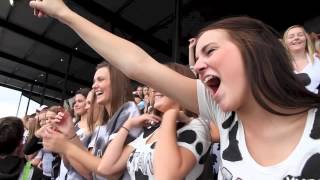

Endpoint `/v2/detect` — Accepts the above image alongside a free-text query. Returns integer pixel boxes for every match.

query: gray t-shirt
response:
[88,101,141,180]
[65,123,92,180]
[40,149,55,177]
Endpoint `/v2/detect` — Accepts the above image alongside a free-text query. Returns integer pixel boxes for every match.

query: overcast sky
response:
[0,86,39,118]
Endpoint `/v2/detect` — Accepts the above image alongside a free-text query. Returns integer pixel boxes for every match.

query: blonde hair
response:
[27,116,41,143]
[283,25,315,64]
[310,32,320,55]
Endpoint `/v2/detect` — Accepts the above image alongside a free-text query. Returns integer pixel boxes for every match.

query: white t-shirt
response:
[23,128,29,144]
[197,80,320,180]
[294,54,320,94]
[126,118,211,180]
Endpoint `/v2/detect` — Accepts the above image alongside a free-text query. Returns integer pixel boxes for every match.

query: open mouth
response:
[95,91,103,96]
[204,75,221,95]
[291,41,303,46]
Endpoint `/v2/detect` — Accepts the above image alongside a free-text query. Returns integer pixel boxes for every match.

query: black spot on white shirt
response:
[283,153,320,179]
[129,149,136,163]
[222,122,242,162]
[177,130,197,144]
[196,142,203,155]
[150,142,156,149]
[134,168,148,180]
[222,112,235,129]
[296,73,311,86]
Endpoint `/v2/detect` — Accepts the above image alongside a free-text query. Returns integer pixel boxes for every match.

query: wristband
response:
[121,126,129,133]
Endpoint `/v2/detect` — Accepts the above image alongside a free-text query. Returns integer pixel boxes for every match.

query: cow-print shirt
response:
[126,118,211,180]
[197,80,320,180]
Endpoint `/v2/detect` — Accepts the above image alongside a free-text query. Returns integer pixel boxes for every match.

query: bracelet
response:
[68,133,77,140]
[121,126,129,133]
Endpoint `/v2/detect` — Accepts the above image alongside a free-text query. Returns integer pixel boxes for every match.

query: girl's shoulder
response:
[122,101,140,112]
[177,118,211,141]
[312,53,320,64]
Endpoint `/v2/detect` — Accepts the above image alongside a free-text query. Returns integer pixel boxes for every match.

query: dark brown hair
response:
[26,116,41,143]
[0,117,24,155]
[75,88,91,99]
[74,87,91,121]
[197,16,320,115]
[96,61,133,122]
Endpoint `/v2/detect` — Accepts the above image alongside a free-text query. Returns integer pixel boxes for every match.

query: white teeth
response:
[95,91,103,96]
[292,41,302,45]
[204,75,214,83]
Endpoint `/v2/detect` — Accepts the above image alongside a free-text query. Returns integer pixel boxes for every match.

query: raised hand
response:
[124,114,161,130]
[50,111,75,138]
[35,124,51,138]
[29,0,70,19]
[162,109,180,123]
[188,38,197,75]
[162,109,191,124]
[188,38,197,49]
[33,0,45,18]
[43,127,68,153]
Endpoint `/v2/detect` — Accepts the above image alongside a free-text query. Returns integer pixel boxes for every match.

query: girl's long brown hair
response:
[94,62,133,124]
[197,16,320,115]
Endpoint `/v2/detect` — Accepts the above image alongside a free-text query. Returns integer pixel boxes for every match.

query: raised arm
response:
[97,114,161,176]
[154,110,196,179]
[188,38,197,75]
[61,147,92,179]
[43,128,100,174]
[96,124,133,176]
[29,0,199,113]
[45,112,96,178]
